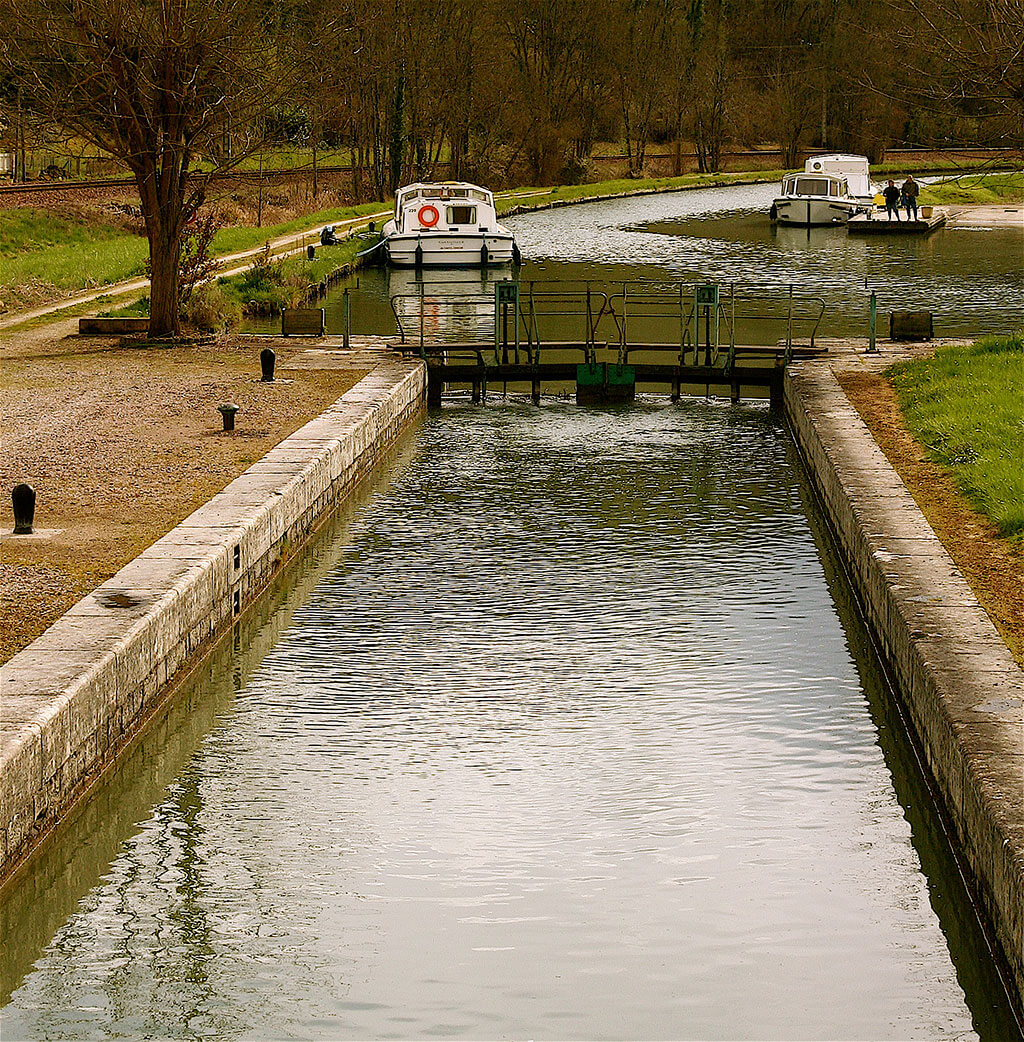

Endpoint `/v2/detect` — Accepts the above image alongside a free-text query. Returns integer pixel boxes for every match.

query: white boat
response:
[770,154,872,226]
[382,182,520,267]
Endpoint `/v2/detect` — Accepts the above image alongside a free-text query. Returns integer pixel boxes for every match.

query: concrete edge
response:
[784,362,1024,1014]
[0,355,427,881]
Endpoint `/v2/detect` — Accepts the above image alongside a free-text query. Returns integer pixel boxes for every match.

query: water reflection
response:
[244,181,1022,343]
[3,400,1019,1040]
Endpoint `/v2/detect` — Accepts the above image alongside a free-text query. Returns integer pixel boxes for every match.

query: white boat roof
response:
[805,153,869,168]
[396,181,493,198]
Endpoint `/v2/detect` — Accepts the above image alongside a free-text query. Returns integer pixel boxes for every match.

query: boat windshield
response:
[794,176,831,197]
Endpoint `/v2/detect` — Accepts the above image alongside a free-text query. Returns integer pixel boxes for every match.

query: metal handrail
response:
[387,278,827,361]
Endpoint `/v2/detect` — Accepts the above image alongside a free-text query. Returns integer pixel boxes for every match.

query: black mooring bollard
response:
[260,347,276,382]
[12,483,35,534]
[218,403,239,431]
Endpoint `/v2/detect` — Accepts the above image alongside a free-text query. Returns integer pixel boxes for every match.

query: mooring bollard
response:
[260,347,276,382]
[218,403,240,431]
[11,483,35,534]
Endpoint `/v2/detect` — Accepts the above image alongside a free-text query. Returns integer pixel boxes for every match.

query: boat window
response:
[796,177,830,196]
[447,205,476,225]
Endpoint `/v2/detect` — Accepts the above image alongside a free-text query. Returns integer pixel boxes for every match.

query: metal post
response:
[343,288,351,350]
[704,305,711,368]
[679,284,686,366]
[502,302,509,364]
[419,281,425,357]
[729,283,739,403]
[786,284,794,365]
[867,290,878,353]
[621,284,628,368]
[586,286,593,364]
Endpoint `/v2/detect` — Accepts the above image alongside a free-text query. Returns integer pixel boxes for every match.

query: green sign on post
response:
[695,283,719,307]
[495,281,519,357]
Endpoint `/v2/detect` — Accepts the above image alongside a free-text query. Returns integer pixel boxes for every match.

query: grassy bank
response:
[887,333,1024,544]
[918,170,1024,206]
[0,202,389,312]
[218,236,368,314]
[496,168,787,214]
[0,208,150,309]
[3,158,1018,319]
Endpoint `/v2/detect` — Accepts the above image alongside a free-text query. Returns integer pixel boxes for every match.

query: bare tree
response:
[1,0,303,336]
[885,0,1024,147]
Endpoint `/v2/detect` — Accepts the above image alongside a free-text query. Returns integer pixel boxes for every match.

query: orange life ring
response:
[418,204,440,228]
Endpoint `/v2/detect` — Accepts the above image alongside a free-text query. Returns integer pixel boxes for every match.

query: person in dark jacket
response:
[901,175,919,220]
[883,180,902,221]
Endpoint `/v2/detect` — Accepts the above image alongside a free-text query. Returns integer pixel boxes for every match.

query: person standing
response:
[901,175,919,220]
[883,180,902,221]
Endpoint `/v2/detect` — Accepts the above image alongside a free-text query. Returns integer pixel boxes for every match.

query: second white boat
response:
[770,154,873,226]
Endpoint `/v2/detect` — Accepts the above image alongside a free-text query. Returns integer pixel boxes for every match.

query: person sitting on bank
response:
[320,225,340,246]
[882,180,902,221]
[901,175,919,220]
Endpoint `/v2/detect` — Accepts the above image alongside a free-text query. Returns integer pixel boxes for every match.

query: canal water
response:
[243,181,1023,342]
[2,400,1020,1040]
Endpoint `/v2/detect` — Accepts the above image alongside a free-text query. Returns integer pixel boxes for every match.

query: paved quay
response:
[0,349,425,883]
[785,340,1024,1016]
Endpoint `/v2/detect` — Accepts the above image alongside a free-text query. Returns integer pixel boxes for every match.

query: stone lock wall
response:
[0,358,426,881]
[785,364,1024,1014]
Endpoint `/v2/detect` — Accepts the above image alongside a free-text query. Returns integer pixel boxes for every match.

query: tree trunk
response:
[147,222,182,337]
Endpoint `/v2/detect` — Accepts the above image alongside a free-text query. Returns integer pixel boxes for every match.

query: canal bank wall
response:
[0,356,426,884]
[784,363,1024,1015]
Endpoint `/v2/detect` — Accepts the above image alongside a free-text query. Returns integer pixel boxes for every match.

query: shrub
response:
[182,283,242,331]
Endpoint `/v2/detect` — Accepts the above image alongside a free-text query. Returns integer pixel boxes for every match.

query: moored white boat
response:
[382,182,520,267]
[769,154,872,226]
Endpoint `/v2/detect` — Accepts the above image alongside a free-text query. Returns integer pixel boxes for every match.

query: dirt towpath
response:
[0,320,384,663]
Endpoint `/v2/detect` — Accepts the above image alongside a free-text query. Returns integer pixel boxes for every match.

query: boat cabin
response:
[394,183,497,235]
[803,154,872,200]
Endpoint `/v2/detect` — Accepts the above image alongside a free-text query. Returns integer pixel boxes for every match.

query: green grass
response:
[887,333,1024,542]
[218,236,367,313]
[98,295,150,318]
[495,169,786,214]
[0,208,150,301]
[211,202,390,255]
[0,208,131,256]
[918,170,1024,206]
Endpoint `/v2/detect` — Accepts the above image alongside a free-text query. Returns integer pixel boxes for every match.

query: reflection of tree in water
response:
[166,765,216,1027]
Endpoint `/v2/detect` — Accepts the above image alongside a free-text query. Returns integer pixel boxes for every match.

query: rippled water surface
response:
[2,401,1018,1040]
[243,181,1023,341]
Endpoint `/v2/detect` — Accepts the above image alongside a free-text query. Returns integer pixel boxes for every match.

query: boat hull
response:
[772,196,860,226]
[385,231,516,267]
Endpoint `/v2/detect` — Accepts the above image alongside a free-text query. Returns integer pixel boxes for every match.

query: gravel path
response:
[0,323,379,662]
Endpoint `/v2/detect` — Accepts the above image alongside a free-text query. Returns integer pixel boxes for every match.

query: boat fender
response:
[511,241,522,265]
[414,242,423,268]
[480,242,489,266]
[418,204,439,228]
[769,202,778,222]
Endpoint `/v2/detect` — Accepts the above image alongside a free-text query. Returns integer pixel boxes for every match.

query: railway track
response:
[1,148,1016,199]
[0,165,359,197]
